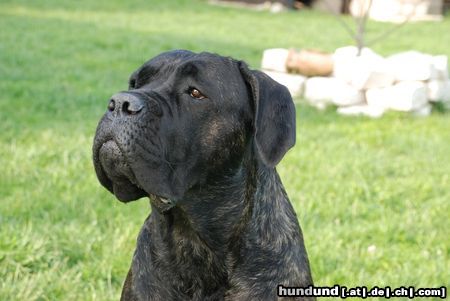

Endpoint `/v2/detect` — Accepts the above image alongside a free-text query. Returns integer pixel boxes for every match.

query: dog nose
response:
[108,93,144,115]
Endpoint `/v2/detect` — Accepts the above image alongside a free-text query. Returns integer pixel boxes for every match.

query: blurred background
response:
[0,0,449,300]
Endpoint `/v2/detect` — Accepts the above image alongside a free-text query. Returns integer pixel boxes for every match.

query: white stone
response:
[270,2,286,13]
[337,105,385,118]
[367,81,428,112]
[333,46,380,84]
[349,0,372,17]
[351,59,396,90]
[387,51,434,81]
[333,46,394,89]
[262,70,306,97]
[304,76,364,108]
[427,80,450,102]
[261,48,289,73]
[391,81,428,111]
[332,54,366,85]
[366,87,392,110]
[430,55,449,80]
[352,0,444,22]
[413,104,432,117]
[334,45,379,59]
[303,77,334,109]
[331,82,365,107]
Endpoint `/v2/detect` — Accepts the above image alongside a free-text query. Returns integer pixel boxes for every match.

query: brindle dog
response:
[93,50,314,301]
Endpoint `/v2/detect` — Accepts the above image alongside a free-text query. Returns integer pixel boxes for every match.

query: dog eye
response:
[189,87,206,100]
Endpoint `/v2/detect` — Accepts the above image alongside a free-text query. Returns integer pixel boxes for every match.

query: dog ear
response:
[239,62,296,167]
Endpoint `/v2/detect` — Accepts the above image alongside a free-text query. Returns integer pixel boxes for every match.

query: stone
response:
[304,77,365,108]
[386,51,434,81]
[303,77,334,109]
[337,105,385,118]
[430,55,449,80]
[333,46,394,89]
[349,0,373,17]
[427,80,450,102]
[262,70,306,97]
[352,0,444,22]
[270,2,287,13]
[367,81,428,112]
[331,82,365,107]
[261,48,289,73]
[351,59,396,90]
[413,104,432,117]
[390,81,428,111]
[334,45,379,58]
[366,87,392,110]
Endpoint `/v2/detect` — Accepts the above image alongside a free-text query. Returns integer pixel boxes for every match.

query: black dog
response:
[93,50,314,300]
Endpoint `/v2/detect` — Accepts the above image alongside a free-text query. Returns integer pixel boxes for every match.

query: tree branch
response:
[322,0,357,40]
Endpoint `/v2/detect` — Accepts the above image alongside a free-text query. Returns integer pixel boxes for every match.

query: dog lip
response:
[95,139,176,207]
[95,139,149,202]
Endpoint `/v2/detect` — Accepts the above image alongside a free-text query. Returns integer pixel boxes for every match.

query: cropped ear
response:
[239,62,296,167]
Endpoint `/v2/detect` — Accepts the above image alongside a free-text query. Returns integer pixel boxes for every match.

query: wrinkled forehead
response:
[131,51,240,87]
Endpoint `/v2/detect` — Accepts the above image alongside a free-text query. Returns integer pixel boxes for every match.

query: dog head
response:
[93,50,295,210]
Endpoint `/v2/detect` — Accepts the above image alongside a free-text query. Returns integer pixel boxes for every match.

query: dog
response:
[93,50,314,300]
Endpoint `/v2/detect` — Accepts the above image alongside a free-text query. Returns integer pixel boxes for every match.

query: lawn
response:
[0,0,449,300]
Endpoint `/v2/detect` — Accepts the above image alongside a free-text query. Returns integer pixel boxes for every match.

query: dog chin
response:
[112,181,147,202]
[95,140,173,207]
[96,140,146,202]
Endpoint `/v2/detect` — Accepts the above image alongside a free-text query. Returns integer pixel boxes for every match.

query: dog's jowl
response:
[93,50,314,301]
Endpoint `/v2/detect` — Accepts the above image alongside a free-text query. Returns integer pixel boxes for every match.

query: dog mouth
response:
[96,140,146,202]
[95,140,176,211]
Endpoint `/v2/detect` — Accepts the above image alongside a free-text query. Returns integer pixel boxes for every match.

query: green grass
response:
[0,0,449,300]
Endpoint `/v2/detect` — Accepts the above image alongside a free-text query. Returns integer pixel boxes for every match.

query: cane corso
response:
[93,50,313,300]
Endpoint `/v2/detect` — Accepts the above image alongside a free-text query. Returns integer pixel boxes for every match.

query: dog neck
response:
[136,152,304,298]
[149,152,281,256]
[154,155,259,252]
